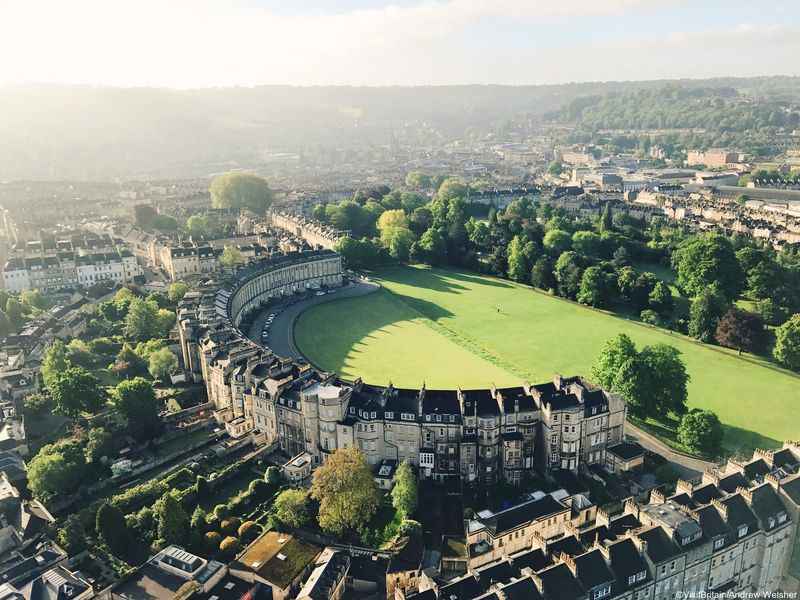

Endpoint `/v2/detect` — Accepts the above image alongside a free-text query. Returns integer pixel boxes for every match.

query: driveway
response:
[625,420,716,480]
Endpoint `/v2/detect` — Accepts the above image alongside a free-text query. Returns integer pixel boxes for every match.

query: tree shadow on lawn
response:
[721,424,781,458]
[296,290,455,376]
[376,265,512,294]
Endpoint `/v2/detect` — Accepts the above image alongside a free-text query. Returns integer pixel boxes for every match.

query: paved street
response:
[246,281,379,360]
[625,421,716,480]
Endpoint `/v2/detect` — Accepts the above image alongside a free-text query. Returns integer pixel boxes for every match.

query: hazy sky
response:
[1,0,799,88]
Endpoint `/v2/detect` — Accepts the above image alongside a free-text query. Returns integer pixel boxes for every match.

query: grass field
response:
[294,265,800,454]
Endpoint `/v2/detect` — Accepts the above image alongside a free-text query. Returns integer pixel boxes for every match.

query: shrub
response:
[238,520,261,542]
[220,517,241,535]
[213,504,230,521]
[265,466,282,486]
[398,519,422,537]
[204,531,222,551]
[219,536,240,557]
[111,480,169,514]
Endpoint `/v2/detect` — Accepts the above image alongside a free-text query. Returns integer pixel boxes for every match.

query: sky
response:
[1,0,799,88]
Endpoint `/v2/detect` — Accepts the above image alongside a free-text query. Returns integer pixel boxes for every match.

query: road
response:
[625,420,716,480]
[246,281,380,360]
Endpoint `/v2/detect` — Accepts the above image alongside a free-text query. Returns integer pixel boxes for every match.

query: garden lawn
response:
[295,265,800,455]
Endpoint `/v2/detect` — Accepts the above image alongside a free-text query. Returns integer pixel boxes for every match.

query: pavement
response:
[625,420,716,480]
[245,280,380,360]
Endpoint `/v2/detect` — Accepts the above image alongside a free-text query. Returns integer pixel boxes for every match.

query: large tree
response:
[220,246,246,268]
[774,314,800,372]
[506,235,537,283]
[209,172,273,213]
[530,257,556,291]
[543,229,572,256]
[156,491,190,545]
[125,298,169,340]
[274,489,310,528]
[553,251,584,299]
[113,377,162,441]
[577,266,616,308]
[593,335,689,419]
[28,439,87,501]
[689,287,729,342]
[677,410,723,456]
[96,502,131,556]
[714,308,766,354]
[167,282,189,304]
[310,447,379,536]
[673,234,744,301]
[41,339,70,390]
[648,281,674,316]
[148,347,178,380]
[50,367,105,417]
[391,461,418,519]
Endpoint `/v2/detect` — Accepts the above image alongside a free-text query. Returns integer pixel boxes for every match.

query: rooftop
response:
[234,531,321,590]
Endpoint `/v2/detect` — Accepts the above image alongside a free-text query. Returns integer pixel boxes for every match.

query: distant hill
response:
[1,77,798,180]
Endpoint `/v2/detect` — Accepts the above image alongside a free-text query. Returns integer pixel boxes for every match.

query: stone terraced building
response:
[177,249,627,487]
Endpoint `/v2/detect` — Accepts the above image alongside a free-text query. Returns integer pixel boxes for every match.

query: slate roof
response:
[718,472,749,494]
[574,549,615,590]
[748,484,788,530]
[608,538,650,592]
[637,526,680,563]
[721,494,759,533]
[459,389,499,417]
[501,577,543,600]
[607,442,644,461]
[479,495,566,536]
[691,483,723,504]
[537,563,585,600]
[781,476,800,506]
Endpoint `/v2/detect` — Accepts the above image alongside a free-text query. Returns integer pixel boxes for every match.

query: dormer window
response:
[713,538,725,550]
[738,525,748,538]
[778,512,787,524]
[593,585,611,599]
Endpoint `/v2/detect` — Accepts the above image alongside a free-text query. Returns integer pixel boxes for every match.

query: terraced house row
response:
[398,443,800,599]
[176,250,628,487]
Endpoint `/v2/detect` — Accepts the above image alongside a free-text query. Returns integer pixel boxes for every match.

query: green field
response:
[294,265,800,454]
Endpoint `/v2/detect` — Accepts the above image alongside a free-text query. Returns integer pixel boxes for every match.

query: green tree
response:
[381,227,416,261]
[209,172,273,213]
[553,251,584,299]
[220,246,246,268]
[543,229,572,255]
[599,203,613,233]
[265,466,282,486]
[20,289,47,310]
[689,287,729,342]
[638,344,690,417]
[677,410,723,456]
[41,339,71,389]
[28,440,87,501]
[592,334,637,390]
[168,282,189,303]
[50,367,104,417]
[96,502,130,556]
[112,343,148,379]
[310,448,379,536]
[57,515,87,555]
[530,257,556,291]
[391,461,417,519]
[576,266,616,308]
[413,227,447,266]
[405,171,431,189]
[548,161,564,176]
[125,298,161,341]
[506,235,537,282]
[274,489,310,528]
[5,298,24,327]
[148,347,178,380]
[648,281,674,316]
[774,314,800,371]
[377,209,409,232]
[571,231,603,258]
[156,491,189,545]
[113,377,162,441]
[85,427,113,463]
[673,234,744,301]
[23,392,52,417]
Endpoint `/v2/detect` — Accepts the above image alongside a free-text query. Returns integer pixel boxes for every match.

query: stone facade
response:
[177,250,627,488]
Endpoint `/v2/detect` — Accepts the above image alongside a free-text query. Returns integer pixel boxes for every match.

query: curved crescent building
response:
[177,249,628,488]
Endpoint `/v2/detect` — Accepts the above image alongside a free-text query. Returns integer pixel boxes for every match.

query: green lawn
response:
[295,265,800,455]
